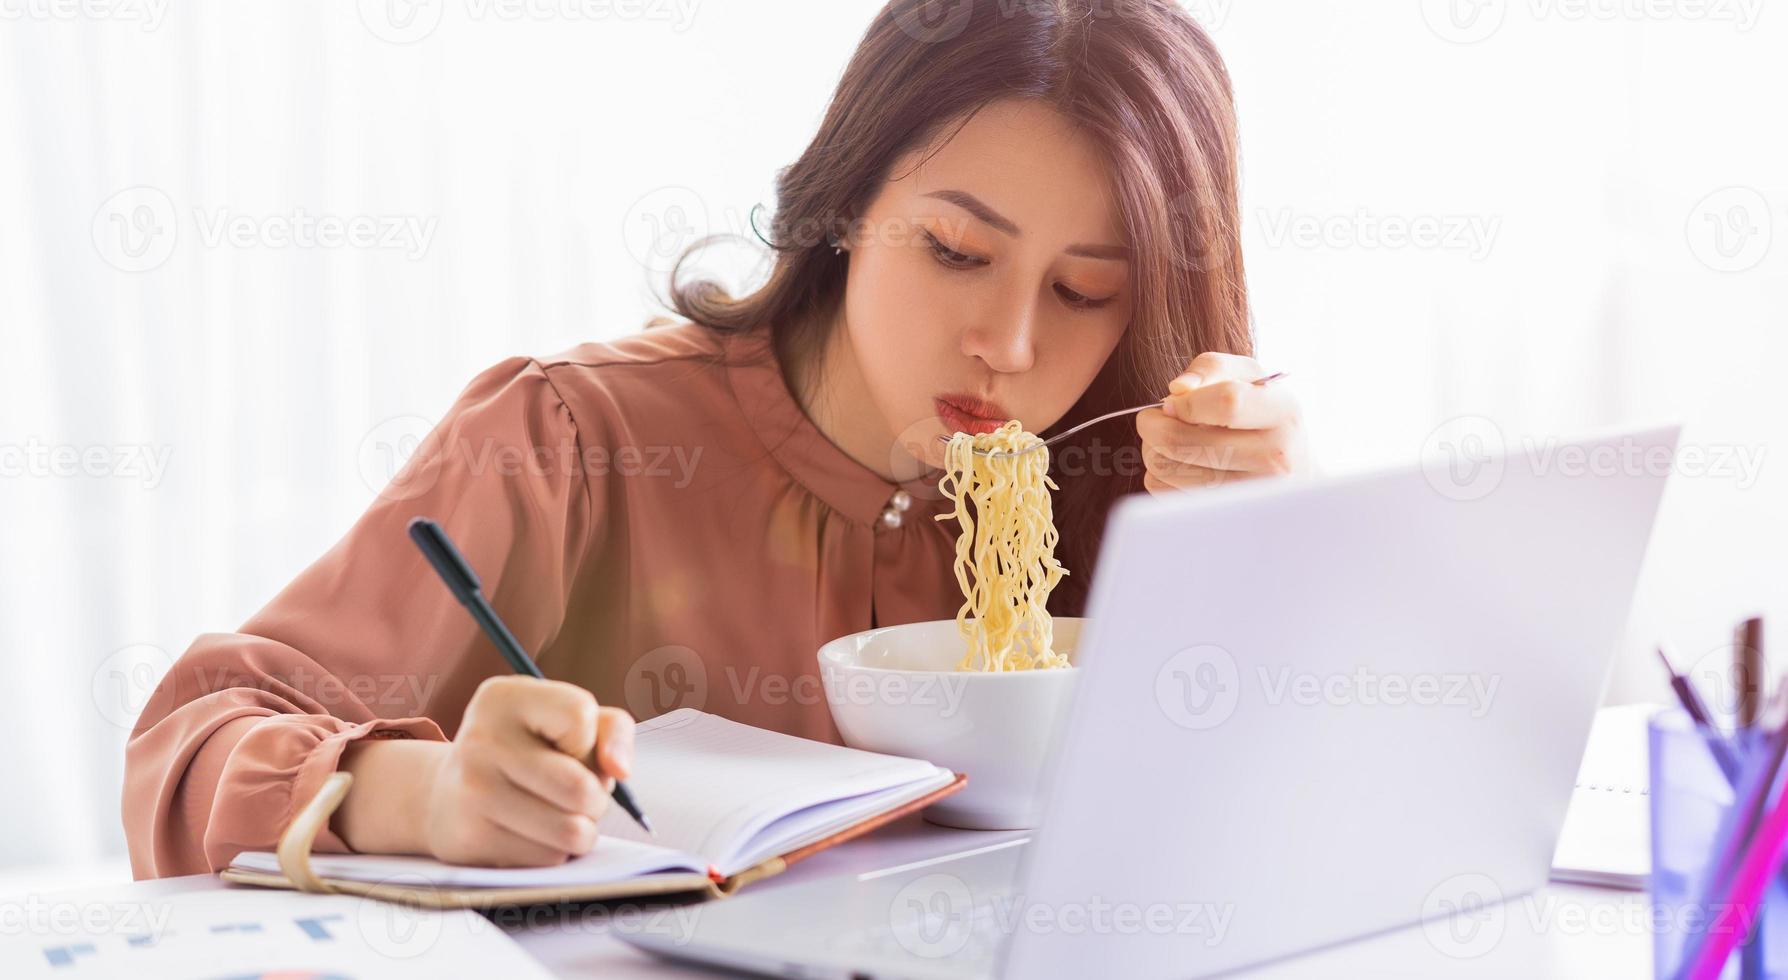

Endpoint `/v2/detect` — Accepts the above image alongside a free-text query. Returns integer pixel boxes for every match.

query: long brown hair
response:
[660,0,1251,616]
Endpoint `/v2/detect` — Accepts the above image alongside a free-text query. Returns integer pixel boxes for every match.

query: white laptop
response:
[620,424,1678,978]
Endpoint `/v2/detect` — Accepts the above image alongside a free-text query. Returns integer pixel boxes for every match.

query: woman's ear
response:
[829,214,858,254]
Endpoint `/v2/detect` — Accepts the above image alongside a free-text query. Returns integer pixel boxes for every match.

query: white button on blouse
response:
[879,488,914,529]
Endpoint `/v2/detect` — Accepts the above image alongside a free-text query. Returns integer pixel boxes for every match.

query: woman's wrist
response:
[333,737,448,856]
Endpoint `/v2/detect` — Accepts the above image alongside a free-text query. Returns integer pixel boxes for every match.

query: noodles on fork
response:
[935,420,1071,672]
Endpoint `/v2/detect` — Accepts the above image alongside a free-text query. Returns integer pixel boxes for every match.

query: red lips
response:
[935,393,1011,436]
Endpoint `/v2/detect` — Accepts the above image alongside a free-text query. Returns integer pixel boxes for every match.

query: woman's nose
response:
[961,301,1038,374]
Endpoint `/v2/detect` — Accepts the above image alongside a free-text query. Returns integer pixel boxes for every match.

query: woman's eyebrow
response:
[922,188,1130,261]
[924,189,1020,235]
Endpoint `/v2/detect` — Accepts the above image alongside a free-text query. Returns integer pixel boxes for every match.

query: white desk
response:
[46,817,1650,978]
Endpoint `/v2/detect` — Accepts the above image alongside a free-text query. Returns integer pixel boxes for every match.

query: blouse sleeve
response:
[122,356,600,878]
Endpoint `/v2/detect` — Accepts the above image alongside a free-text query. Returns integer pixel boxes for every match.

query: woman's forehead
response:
[882,100,1127,249]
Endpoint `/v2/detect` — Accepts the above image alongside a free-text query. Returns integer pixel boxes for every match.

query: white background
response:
[0,0,1783,885]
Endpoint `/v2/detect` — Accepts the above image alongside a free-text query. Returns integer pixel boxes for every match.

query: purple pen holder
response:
[1651,707,1788,979]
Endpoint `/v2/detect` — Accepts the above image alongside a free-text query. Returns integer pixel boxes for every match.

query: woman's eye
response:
[1055,283,1114,311]
[923,231,987,270]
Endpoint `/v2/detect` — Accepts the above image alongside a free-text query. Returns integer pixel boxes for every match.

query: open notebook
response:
[1548,702,1657,890]
[222,709,965,907]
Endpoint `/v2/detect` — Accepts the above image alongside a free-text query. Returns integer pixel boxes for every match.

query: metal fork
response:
[936,371,1287,459]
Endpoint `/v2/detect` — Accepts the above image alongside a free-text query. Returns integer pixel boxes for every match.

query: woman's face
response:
[838,98,1134,473]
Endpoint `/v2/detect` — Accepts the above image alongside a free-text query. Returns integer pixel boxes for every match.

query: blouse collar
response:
[721,327,955,531]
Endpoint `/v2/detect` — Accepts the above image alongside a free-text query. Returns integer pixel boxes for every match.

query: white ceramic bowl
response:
[818,618,1082,830]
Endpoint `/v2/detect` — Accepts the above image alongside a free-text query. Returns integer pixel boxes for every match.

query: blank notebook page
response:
[599,708,951,875]
[1549,702,1656,889]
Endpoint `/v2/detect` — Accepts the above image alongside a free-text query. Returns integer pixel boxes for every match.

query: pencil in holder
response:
[1651,707,1788,980]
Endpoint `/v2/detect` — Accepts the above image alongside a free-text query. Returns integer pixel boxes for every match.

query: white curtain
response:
[1,1,1783,877]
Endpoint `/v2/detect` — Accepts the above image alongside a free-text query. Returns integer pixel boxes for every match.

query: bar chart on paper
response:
[4,888,551,979]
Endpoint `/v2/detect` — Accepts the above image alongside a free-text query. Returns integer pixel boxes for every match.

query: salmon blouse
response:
[123,322,971,878]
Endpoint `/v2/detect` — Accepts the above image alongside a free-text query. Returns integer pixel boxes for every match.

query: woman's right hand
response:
[337,676,636,867]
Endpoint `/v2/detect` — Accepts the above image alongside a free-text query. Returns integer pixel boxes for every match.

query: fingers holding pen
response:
[424,676,640,866]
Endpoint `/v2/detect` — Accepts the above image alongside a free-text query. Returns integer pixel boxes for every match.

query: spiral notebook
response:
[1548,703,1658,890]
[222,709,965,907]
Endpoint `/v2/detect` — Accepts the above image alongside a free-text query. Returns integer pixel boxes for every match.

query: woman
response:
[124,0,1308,877]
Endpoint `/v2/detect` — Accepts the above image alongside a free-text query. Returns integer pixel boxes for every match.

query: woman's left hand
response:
[1136,352,1310,494]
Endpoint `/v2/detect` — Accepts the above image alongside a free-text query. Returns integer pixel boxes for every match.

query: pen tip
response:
[1656,645,1678,673]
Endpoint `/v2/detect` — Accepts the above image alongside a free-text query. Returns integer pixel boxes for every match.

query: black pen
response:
[1656,644,1744,785]
[407,516,653,837]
